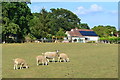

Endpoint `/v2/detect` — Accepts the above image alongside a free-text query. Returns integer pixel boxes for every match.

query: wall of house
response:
[84,36,99,42]
[71,37,85,43]
[71,37,79,43]
[66,32,70,40]
[71,36,99,43]
[78,37,85,43]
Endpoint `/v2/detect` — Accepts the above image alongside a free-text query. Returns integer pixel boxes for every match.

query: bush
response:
[6,38,15,43]
[99,37,119,44]
[24,34,36,42]
[87,41,96,43]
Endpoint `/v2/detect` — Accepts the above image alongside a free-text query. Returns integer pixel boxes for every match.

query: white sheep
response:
[42,50,59,62]
[58,53,70,62]
[36,55,48,65]
[13,58,29,70]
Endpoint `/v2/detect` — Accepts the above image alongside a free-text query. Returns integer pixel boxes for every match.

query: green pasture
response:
[2,43,118,78]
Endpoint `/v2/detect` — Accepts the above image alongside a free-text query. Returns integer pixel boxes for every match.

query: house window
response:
[73,39,77,42]
[85,38,88,40]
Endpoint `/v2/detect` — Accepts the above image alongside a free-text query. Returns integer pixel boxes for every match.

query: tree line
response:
[1,2,119,43]
[92,25,120,44]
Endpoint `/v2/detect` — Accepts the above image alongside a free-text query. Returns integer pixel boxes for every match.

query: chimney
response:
[75,27,78,30]
[71,29,74,31]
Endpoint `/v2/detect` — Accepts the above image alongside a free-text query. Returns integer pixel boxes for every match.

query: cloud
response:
[90,4,103,12]
[74,4,118,16]
[109,10,118,14]
[76,6,87,15]
[74,4,103,15]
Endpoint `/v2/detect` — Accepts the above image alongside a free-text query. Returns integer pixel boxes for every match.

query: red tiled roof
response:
[66,29,95,37]
[67,30,83,37]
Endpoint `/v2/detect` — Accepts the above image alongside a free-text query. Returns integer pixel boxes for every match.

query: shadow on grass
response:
[37,64,48,66]
[49,60,70,62]
[14,67,29,70]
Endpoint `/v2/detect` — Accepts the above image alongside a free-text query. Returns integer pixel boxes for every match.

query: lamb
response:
[42,50,59,62]
[36,55,48,65]
[58,53,70,62]
[13,58,29,70]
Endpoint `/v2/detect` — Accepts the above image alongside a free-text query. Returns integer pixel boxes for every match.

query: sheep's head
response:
[24,63,29,68]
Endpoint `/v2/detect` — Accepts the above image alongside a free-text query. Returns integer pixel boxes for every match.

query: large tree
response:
[48,8,81,32]
[2,2,33,42]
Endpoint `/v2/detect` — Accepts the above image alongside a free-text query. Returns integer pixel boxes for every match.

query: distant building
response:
[66,28,99,43]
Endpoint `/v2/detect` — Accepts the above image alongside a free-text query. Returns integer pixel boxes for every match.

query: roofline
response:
[84,36,99,37]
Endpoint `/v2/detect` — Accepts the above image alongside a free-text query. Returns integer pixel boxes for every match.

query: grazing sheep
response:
[13,58,29,70]
[36,55,48,65]
[42,50,59,62]
[58,53,70,62]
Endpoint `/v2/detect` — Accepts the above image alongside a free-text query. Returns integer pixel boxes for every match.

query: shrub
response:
[24,34,36,42]
[99,37,119,44]
[87,41,96,43]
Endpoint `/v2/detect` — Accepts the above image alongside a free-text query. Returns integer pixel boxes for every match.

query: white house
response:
[66,28,99,43]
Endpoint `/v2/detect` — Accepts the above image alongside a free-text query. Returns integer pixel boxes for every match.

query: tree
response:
[92,25,117,37]
[30,21,47,39]
[2,22,21,42]
[2,2,33,42]
[48,8,81,33]
[79,23,90,29]
[118,30,120,37]
[56,28,66,39]
[30,8,81,39]
[30,9,50,39]
[105,25,117,36]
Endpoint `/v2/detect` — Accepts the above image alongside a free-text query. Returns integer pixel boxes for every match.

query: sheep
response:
[58,53,70,62]
[36,55,48,65]
[13,58,29,70]
[42,50,59,62]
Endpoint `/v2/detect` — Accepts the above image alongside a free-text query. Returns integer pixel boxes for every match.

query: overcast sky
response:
[28,2,118,29]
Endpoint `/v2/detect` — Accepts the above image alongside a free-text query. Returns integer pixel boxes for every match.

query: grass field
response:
[2,43,118,78]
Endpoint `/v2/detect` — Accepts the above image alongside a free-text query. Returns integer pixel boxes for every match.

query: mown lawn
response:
[2,43,118,78]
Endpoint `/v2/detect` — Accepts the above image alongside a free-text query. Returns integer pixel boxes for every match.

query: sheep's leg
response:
[67,58,69,62]
[16,64,18,70]
[14,64,16,70]
[45,62,48,65]
[47,59,49,62]
[60,59,62,62]
[20,64,22,69]
[22,64,24,69]
[52,58,55,62]
[42,62,45,65]
[37,60,39,66]
[63,59,66,62]
[58,57,60,62]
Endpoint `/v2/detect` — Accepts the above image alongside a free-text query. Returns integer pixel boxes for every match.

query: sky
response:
[28,2,118,29]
